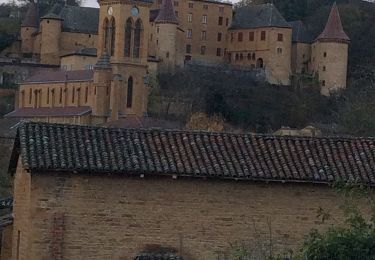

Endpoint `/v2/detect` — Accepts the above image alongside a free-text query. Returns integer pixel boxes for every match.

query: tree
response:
[301,182,375,260]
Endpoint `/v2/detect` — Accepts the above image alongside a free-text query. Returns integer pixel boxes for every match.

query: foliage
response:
[301,182,375,260]
[186,112,225,132]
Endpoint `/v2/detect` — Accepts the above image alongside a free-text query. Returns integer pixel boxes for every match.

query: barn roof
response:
[11,122,375,185]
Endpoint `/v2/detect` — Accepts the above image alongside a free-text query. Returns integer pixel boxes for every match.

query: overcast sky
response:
[0,0,374,8]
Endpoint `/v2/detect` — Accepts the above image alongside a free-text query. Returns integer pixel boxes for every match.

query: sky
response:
[0,0,374,8]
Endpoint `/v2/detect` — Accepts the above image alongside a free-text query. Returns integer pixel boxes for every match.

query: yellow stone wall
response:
[60,32,98,54]
[291,42,311,74]
[20,27,37,54]
[40,18,61,65]
[11,170,372,260]
[60,55,97,70]
[18,81,94,109]
[227,27,292,85]
[311,41,348,96]
[153,0,232,64]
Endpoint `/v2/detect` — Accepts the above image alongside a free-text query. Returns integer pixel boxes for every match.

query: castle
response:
[4,0,350,124]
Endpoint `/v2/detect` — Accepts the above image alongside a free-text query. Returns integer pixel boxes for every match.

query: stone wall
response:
[11,169,369,260]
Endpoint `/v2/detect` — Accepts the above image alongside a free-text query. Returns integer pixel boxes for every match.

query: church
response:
[4,0,350,124]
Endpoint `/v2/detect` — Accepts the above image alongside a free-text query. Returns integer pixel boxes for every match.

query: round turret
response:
[20,1,39,55]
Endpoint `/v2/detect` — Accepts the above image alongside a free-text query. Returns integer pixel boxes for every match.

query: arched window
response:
[110,18,116,56]
[133,19,142,58]
[103,18,109,52]
[247,53,251,60]
[252,53,255,60]
[124,18,133,57]
[127,76,133,108]
[256,58,264,68]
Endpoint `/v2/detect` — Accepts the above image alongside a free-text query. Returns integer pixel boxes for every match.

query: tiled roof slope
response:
[230,4,291,30]
[14,122,375,185]
[4,106,91,118]
[315,2,350,43]
[42,4,99,34]
[289,20,312,43]
[22,1,39,28]
[154,0,178,24]
[23,70,93,84]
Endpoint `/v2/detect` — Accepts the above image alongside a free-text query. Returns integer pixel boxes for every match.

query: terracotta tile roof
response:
[102,115,184,129]
[230,4,291,30]
[22,70,93,84]
[154,0,178,24]
[315,2,350,43]
[21,1,39,28]
[4,106,91,118]
[13,122,375,185]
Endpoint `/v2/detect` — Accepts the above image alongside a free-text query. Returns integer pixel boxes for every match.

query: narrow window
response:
[20,90,24,108]
[85,86,88,103]
[187,13,192,22]
[187,29,192,38]
[203,4,208,10]
[200,46,206,55]
[216,48,222,56]
[174,1,178,6]
[110,18,116,56]
[186,44,191,53]
[277,48,282,54]
[252,53,256,60]
[277,33,283,42]
[217,32,222,42]
[240,53,243,60]
[175,11,178,17]
[133,19,142,58]
[127,77,133,108]
[322,80,326,86]
[247,53,251,60]
[226,18,229,26]
[323,66,326,72]
[47,88,50,104]
[324,52,327,58]
[29,88,32,104]
[103,18,109,52]
[219,6,224,13]
[249,31,254,41]
[201,31,206,40]
[235,53,239,60]
[72,87,75,103]
[59,88,62,103]
[261,31,266,41]
[124,18,132,57]
[218,16,223,25]
[238,32,243,42]
[188,2,193,8]
[202,15,207,24]
[230,33,234,43]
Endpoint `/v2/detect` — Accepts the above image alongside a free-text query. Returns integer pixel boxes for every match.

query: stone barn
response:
[6,122,375,259]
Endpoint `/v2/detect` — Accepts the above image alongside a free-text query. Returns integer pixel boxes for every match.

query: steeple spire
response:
[315,2,350,43]
[154,0,178,24]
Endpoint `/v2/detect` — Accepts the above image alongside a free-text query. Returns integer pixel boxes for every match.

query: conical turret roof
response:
[315,2,350,43]
[154,0,178,24]
[21,0,39,28]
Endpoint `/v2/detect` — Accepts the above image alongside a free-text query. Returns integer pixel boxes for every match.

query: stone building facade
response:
[6,121,375,259]
[4,1,350,123]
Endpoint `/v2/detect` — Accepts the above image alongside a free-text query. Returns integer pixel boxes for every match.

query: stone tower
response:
[311,2,350,96]
[40,5,63,65]
[20,0,39,55]
[97,0,152,117]
[154,0,179,72]
[92,52,112,124]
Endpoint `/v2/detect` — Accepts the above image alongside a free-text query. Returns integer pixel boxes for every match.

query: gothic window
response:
[247,53,251,60]
[110,18,116,56]
[124,18,133,57]
[103,18,109,52]
[133,19,142,58]
[238,32,243,42]
[127,76,133,108]
[29,88,32,104]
